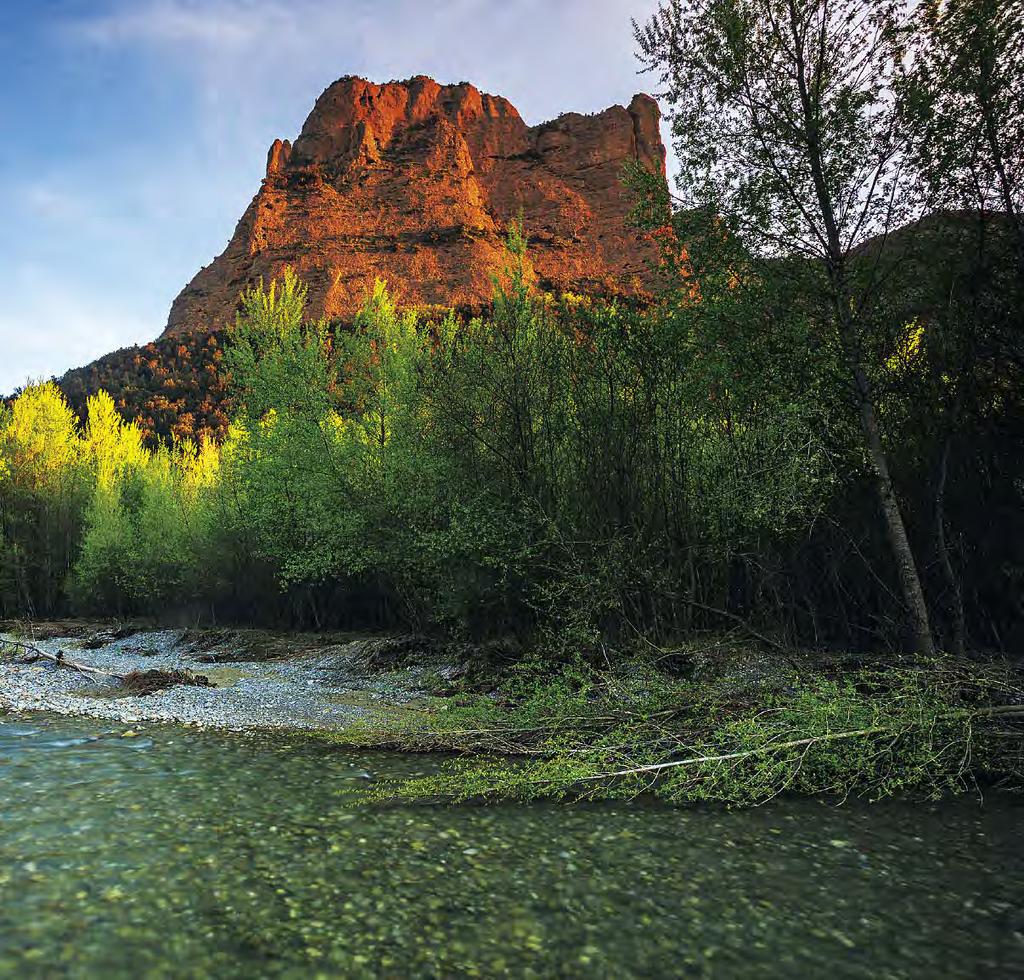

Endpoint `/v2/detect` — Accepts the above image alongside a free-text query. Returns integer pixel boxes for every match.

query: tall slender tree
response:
[636,0,935,653]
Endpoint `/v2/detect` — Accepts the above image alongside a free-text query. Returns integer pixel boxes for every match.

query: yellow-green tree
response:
[0,383,87,616]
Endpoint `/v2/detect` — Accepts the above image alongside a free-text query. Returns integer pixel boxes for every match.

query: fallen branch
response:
[568,704,1024,783]
[678,599,801,668]
[1,638,125,679]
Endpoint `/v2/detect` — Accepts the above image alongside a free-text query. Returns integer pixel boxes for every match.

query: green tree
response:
[636,0,935,653]
[893,1,1024,654]
[221,270,344,619]
[223,270,437,624]
[82,389,147,491]
[72,440,203,616]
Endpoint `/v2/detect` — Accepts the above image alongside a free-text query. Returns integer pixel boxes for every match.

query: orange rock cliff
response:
[162,75,668,337]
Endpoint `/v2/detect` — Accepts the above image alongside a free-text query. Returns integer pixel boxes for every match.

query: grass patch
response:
[313,654,1024,806]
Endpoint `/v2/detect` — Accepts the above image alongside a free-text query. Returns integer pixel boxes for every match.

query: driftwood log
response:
[0,637,214,694]
[1,637,124,678]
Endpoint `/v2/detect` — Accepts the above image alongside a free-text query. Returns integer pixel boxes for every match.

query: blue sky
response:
[0,0,670,395]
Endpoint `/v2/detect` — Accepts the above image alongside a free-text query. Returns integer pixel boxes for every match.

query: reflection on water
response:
[1,714,1022,978]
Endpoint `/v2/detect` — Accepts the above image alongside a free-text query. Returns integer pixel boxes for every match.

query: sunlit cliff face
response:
[163,75,669,338]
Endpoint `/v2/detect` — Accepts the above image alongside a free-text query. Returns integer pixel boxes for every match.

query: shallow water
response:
[1,714,1022,978]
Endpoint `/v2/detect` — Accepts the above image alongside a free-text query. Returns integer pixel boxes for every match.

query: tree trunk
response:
[856,383,934,656]
[824,254,934,656]
[787,15,934,657]
[935,422,967,658]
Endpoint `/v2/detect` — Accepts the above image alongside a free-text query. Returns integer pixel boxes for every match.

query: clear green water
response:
[1,714,1022,979]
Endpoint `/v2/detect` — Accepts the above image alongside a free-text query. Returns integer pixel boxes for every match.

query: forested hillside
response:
[56,330,232,446]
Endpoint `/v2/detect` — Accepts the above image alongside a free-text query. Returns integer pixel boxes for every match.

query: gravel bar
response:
[0,626,439,730]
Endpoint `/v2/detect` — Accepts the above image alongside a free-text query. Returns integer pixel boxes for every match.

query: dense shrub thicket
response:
[1,211,1021,659]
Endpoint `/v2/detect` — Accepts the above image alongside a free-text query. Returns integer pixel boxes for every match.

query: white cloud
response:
[70,0,292,49]
[21,178,153,234]
[23,182,93,224]
[65,0,667,124]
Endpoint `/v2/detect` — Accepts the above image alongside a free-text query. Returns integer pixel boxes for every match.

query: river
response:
[1,713,1022,977]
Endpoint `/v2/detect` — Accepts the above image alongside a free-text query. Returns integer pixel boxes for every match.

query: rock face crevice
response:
[163,75,669,337]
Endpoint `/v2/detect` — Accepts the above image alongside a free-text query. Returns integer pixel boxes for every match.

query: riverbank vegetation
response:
[323,654,1024,805]
[1,0,1022,800]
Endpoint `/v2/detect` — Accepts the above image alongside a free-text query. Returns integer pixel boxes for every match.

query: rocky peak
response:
[163,75,669,338]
